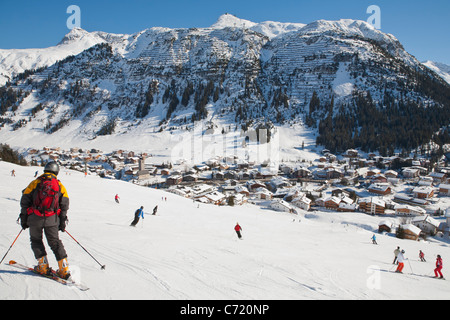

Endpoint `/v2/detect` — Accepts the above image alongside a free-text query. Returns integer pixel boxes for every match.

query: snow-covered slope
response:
[0,15,449,156]
[1,160,449,300]
[423,61,450,85]
[0,28,114,86]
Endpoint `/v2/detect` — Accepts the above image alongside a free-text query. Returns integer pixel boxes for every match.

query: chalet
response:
[203,191,227,206]
[324,197,341,210]
[412,186,434,199]
[235,185,250,197]
[371,174,387,183]
[395,205,426,217]
[338,202,358,212]
[291,195,311,211]
[367,168,381,177]
[399,224,421,241]
[270,199,296,214]
[412,215,440,235]
[384,170,398,179]
[368,183,391,195]
[183,174,199,182]
[212,171,225,180]
[378,220,396,233]
[293,167,311,178]
[160,169,170,176]
[438,184,450,196]
[326,168,343,179]
[402,168,419,179]
[247,181,266,191]
[359,197,386,215]
[429,172,447,183]
[166,175,183,186]
[345,149,359,158]
[231,193,247,206]
[254,188,273,200]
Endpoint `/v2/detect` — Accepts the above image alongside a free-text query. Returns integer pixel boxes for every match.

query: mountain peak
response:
[58,27,92,45]
[211,14,257,29]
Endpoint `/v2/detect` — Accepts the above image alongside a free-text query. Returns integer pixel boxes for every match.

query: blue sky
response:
[1,0,449,64]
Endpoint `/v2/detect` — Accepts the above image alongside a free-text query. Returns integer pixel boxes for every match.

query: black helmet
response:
[44,161,60,176]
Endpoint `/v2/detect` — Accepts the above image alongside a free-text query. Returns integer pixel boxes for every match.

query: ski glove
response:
[19,215,28,230]
[59,217,67,232]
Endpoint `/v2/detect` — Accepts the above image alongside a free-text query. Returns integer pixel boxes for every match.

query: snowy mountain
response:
[423,61,450,85]
[1,160,450,300]
[0,14,449,155]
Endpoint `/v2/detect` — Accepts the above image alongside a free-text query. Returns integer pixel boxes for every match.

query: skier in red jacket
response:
[434,255,444,279]
[234,223,242,239]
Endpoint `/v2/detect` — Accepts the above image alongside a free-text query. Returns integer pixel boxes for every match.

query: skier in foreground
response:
[130,206,144,227]
[19,161,71,279]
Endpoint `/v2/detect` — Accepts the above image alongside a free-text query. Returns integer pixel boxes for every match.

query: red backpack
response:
[29,175,61,217]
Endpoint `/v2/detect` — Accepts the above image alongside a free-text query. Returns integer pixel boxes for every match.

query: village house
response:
[412,215,440,235]
[166,175,183,186]
[378,220,396,233]
[270,199,296,214]
[438,184,450,196]
[399,224,422,241]
[254,188,273,200]
[402,168,420,179]
[412,186,434,199]
[429,172,447,183]
[368,183,391,196]
[202,191,227,206]
[291,195,311,211]
[359,197,386,215]
[395,204,426,217]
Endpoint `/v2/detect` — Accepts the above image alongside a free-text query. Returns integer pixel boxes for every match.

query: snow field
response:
[0,161,449,300]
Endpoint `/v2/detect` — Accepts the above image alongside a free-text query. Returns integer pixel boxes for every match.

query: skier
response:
[130,206,144,227]
[395,250,407,273]
[393,246,400,264]
[19,161,71,279]
[419,250,426,262]
[11,169,15,176]
[115,194,120,204]
[434,255,444,279]
[234,223,242,239]
[152,205,158,215]
[371,234,377,245]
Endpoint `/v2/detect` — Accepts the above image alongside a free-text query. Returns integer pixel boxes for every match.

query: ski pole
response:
[407,259,414,274]
[0,229,23,265]
[65,230,106,270]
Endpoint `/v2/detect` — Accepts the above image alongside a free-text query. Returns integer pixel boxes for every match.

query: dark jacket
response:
[20,173,69,227]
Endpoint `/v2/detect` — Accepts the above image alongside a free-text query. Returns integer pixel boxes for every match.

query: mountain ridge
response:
[0,14,449,156]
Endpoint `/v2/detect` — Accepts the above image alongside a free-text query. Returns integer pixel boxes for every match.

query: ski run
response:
[1,160,449,300]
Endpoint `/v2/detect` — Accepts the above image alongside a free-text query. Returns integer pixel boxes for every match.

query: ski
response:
[7,260,89,291]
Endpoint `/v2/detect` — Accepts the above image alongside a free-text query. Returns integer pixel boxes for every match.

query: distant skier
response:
[130,206,144,227]
[395,250,406,273]
[371,234,377,245]
[434,255,444,279]
[234,223,242,239]
[152,205,158,215]
[419,250,426,262]
[11,169,15,176]
[393,246,401,264]
[115,194,120,204]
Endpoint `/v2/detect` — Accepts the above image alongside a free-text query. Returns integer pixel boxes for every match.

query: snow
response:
[423,61,450,85]
[1,160,450,300]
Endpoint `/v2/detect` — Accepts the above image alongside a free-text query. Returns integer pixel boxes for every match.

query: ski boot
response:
[56,258,71,280]
[34,256,51,275]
